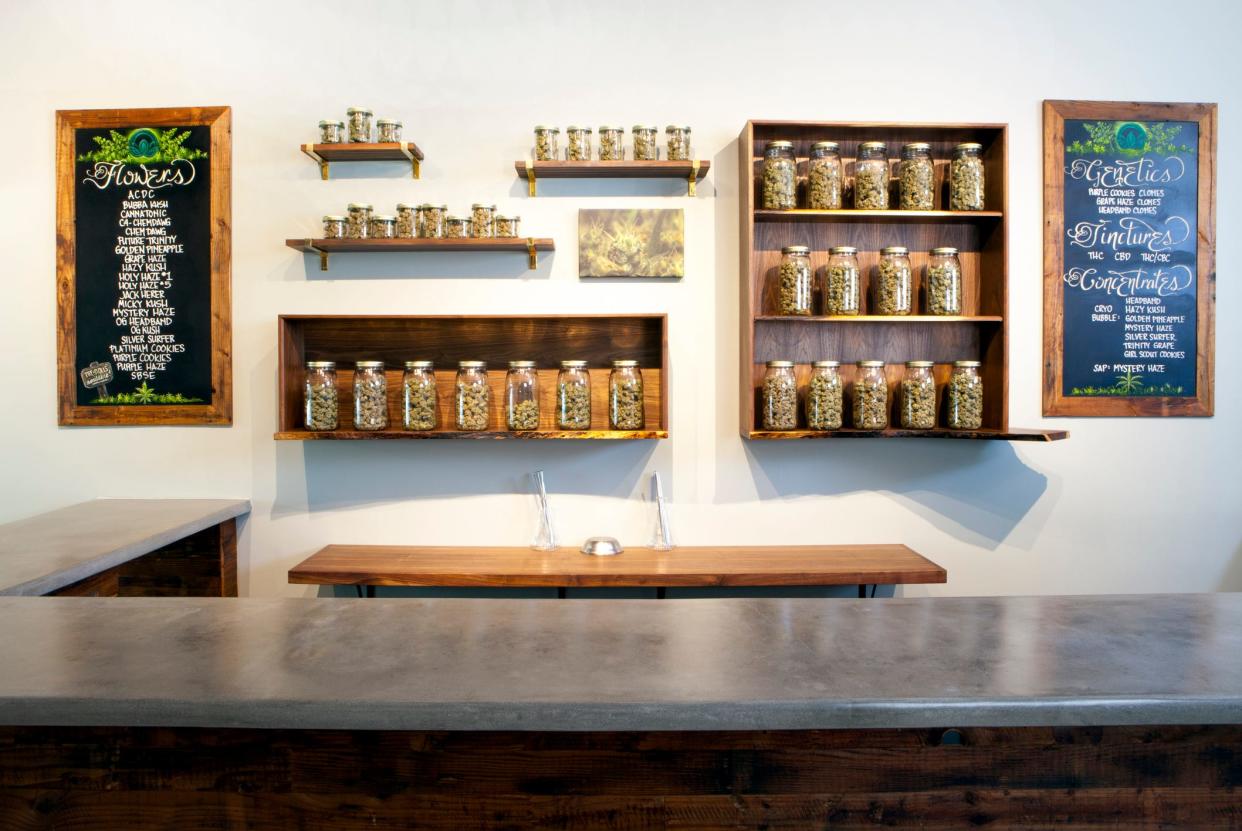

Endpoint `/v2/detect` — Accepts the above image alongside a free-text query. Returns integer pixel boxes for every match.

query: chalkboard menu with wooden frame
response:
[1043,100,1215,417]
[56,106,232,425]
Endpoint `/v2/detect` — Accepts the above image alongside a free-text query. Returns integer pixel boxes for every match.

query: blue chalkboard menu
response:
[1044,102,1215,417]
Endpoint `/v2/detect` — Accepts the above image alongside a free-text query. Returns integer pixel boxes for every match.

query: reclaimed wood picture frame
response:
[1043,100,1215,417]
[56,106,232,425]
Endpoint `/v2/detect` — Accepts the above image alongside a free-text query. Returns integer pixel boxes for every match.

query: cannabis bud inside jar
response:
[762,361,798,430]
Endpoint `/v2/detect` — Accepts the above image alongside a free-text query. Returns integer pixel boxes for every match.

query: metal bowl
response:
[580,537,623,557]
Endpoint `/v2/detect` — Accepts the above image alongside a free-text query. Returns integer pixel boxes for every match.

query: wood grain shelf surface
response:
[275,429,667,441]
[288,544,947,588]
[303,142,425,162]
[285,238,554,254]
[748,428,1068,442]
[514,159,709,179]
[755,315,1004,323]
[754,208,1003,223]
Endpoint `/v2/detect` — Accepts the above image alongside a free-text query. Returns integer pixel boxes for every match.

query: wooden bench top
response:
[288,544,946,588]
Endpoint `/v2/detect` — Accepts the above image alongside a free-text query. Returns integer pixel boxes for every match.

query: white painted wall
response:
[1,0,1238,597]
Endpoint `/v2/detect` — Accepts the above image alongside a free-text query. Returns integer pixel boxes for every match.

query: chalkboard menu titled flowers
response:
[56,107,232,425]
[1043,101,1215,417]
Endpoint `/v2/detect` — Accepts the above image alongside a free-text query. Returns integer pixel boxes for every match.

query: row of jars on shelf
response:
[304,360,646,432]
[324,203,520,241]
[778,245,963,316]
[533,125,693,162]
[317,109,402,144]
[762,140,986,211]
[761,360,983,431]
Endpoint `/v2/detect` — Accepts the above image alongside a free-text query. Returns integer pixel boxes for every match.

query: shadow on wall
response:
[1221,542,1242,592]
[730,439,1048,550]
[272,440,660,516]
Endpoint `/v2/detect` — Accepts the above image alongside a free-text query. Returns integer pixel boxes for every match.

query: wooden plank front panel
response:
[0,726,1237,829]
[288,544,946,587]
[50,524,229,598]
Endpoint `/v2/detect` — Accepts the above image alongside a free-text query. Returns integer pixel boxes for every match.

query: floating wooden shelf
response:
[754,209,1004,223]
[514,159,709,196]
[755,315,1004,324]
[301,142,424,179]
[739,120,1066,443]
[747,428,1067,442]
[285,237,554,271]
[277,315,669,440]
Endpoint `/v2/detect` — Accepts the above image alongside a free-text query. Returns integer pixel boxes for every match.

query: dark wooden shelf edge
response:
[755,315,1004,323]
[289,572,945,588]
[515,160,710,179]
[754,209,1003,223]
[286,238,554,253]
[275,430,668,441]
[746,428,1068,442]
[304,142,425,161]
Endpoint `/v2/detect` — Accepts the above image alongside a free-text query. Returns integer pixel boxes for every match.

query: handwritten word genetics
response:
[1065,155,1185,189]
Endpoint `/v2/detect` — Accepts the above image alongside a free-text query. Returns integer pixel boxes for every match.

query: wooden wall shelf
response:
[738,120,1066,442]
[515,159,709,196]
[301,142,424,180]
[277,315,669,440]
[285,237,554,272]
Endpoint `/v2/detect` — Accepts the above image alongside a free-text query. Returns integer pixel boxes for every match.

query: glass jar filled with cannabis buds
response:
[556,361,592,430]
[318,119,345,144]
[947,361,983,429]
[950,142,986,211]
[402,361,437,431]
[825,245,861,316]
[665,125,692,161]
[566,125,592,161]
[632,125,659,160]
[927,246,963,315]
[762,140,797,210]
[854,141,890,210]
[875,245,913,315]
[598,126,624,160]
[807,141,843,210]
[304,361,338,431]
[353,361,388,431]
[455,361,490,431]
[777,245,813,316]
[375,118,402,143]
[533,126,559,161]
[900,361,936,430]
[506,361,540,431]
[898,142,935,210]
[346,107,372,143]
[608,360,644,430]
[805,360,842,431]
[762,361,798,431]
[853,360,888,429]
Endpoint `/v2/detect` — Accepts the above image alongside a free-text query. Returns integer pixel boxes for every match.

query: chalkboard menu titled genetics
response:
[1043,101,1215,417]
[57,107,231,425]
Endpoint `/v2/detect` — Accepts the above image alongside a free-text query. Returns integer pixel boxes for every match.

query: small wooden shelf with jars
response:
[738,120,1066,442]
[276,315,668,441]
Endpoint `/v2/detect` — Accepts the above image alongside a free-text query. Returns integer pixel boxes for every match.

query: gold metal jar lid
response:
[396,203,418,210]
[458,360,486,369]
[404,360,434,369]
[881,245,909,255]
[375,118,401,126]
[306,360,336,368]
[829,245,859,255]
[508,360,537,369]
[494,214,519,221]
[560,360,588,369]
[905,360,935,367]
[471,203,497,210]
[953,360,982,367]
[781,245,811,255]
[355,360,384,369]
[566,125,592,132]
[445,215,469,223]
[812,360,841,367]
[856,360,886,367]
[901,142,931,155]
[811,140,840,152]
[765,140,794,151]
[534,125,559,132]
[930,246,959,255]
[858,141,888,152]
[954,142,983,152]
[666,125,691,133]
[347,202,373,211]
[370,213,396,222]
[318,119,345,127]
[765,360,794,368]
[598,125,623,132]
[632,124,657,132]
[612,359,639,367]
[346,107,372,116]
[322,215,346,221]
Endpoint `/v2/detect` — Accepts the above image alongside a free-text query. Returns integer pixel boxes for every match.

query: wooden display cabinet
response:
[276,315,668,440]
[738,120,1066,441]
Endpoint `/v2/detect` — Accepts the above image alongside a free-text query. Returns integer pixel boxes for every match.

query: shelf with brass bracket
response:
[285,237,554,272]
[301,142,424,180]
[514,159,709,196]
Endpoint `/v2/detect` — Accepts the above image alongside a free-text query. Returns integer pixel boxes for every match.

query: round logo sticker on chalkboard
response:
[1114,122,1148,154]
[126,128,161,162]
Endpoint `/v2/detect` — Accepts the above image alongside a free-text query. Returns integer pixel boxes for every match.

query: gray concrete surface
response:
[0,499,251,595]
[0,593,1238,731]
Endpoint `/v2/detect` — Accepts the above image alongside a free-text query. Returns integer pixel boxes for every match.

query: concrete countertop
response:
[0,499,251,596]
[0,593,1239,731]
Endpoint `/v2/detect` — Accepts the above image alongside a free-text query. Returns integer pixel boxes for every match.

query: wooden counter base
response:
[1,724,1236,828]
